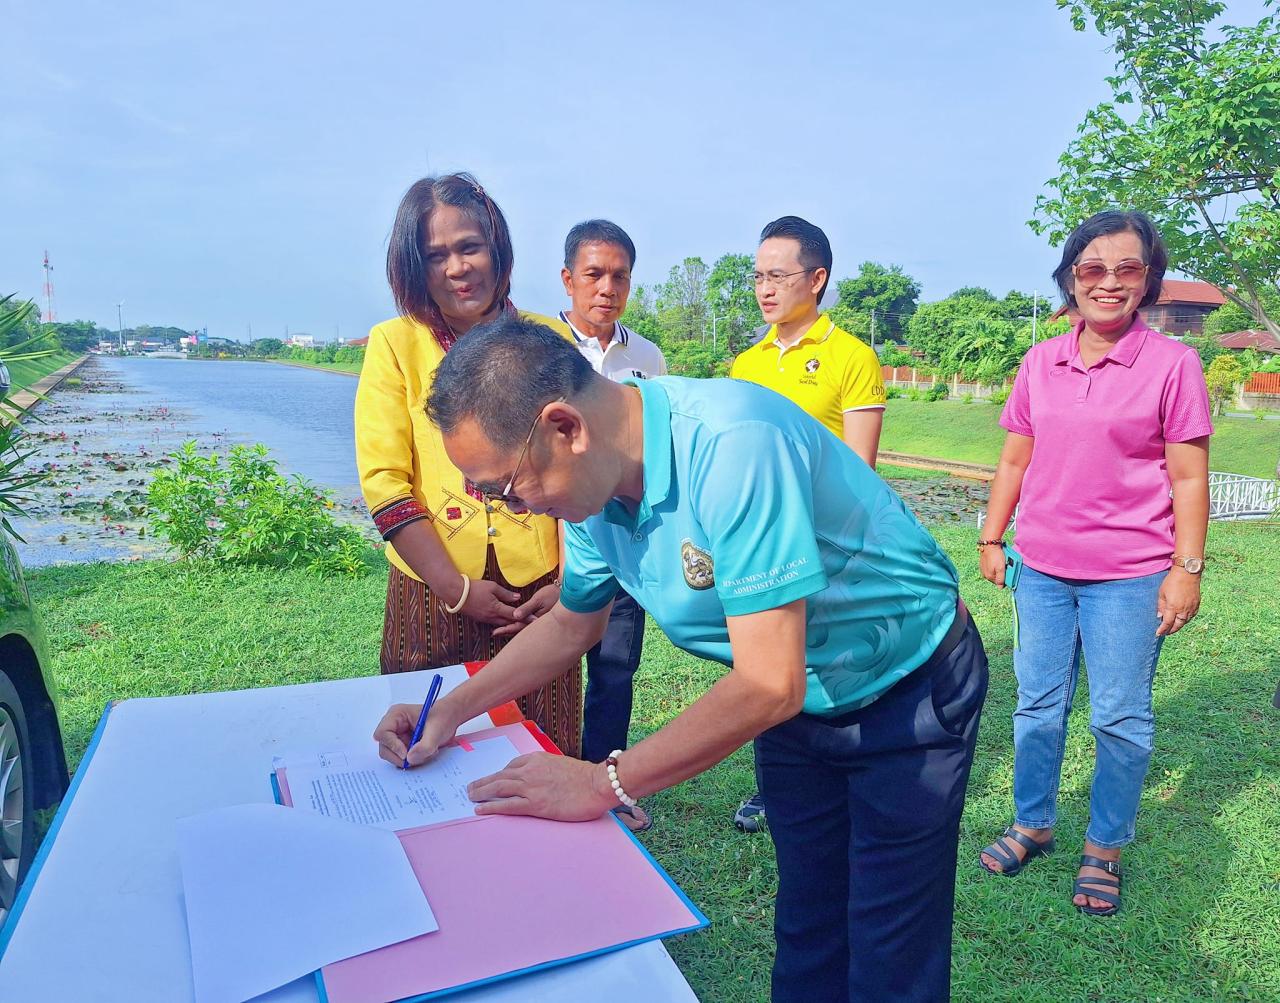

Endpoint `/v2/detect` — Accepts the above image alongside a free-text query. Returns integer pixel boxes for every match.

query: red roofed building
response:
[1141,280,1226,335]
[345,336,370,348]
[1216,329,1280,354]
[1059,279,1227,335]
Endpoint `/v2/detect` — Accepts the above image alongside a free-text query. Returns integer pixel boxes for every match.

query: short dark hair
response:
[1052,210,1167,310]
[386,172,515,332]
[759,215,833,302]
[564,219,637,270]
[427,315,596,451]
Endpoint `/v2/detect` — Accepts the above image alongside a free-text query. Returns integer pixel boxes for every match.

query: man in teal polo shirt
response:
[373,316,989,1002]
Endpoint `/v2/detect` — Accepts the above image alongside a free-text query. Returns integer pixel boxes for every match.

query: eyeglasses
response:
[1072,259,1149,288]
[483,396,565,506]
[751,268,817,288]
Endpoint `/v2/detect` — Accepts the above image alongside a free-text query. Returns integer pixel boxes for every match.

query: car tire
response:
[0,669,35,925]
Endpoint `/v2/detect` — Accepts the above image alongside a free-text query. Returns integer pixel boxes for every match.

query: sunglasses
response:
[1072,259,1149,288]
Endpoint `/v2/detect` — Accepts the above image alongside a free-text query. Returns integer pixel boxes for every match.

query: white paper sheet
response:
[280,736,520,831]
[176,803,438,1003]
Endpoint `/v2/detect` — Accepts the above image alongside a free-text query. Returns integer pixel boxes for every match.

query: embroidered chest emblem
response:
[805,358,821,374]
[446,506,462,520]
[681,539,715,591]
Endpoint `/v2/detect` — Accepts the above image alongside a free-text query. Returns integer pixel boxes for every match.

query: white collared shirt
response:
[560,312,668,383]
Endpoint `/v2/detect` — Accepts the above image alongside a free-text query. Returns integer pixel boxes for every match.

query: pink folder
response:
[273,722,706,1003]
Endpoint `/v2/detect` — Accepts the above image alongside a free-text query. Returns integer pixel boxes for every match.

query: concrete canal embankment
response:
[8,355,90,411]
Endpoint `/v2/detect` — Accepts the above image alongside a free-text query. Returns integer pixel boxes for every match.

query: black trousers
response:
[581,590,647,763]
[757,611,988,1003]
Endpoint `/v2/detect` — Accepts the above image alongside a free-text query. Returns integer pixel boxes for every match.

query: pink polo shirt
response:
[1000,315,1213,580]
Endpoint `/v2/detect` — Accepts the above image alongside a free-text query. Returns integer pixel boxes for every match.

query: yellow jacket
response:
[355,311,570,587]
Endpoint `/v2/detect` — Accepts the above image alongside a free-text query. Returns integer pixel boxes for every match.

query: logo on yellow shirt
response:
[805,358,821,374]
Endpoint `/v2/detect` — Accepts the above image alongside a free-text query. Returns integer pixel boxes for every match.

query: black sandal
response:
[1074,854,1122,916]
[979,826,1055,877]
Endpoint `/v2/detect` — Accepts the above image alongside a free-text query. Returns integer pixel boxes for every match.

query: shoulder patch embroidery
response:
[681,539,715,590]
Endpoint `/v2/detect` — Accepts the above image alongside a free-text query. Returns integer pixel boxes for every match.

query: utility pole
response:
[116,302,125,354]
[1031,291,1039,345]
[42,251,57,322]
[869,309,876,350]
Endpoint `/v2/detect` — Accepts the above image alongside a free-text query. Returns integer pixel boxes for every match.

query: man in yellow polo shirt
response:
[729,215,886,831]
[732,215,885,465]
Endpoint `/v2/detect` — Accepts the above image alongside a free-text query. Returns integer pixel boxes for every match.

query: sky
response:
[1,1,1270,341]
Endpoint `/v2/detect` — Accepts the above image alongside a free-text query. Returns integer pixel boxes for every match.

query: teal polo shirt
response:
[560,376,960,716]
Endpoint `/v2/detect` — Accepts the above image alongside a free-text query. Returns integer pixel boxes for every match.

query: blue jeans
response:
[581,590,646,763]
[1012,566,1166,848]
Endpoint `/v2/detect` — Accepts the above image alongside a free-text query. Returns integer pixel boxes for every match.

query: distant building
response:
[1142,280,1225,335]
[1061,279,1227,336]
[1215,329,1280,354]
[286,334,315,348]
[346,336,369,348]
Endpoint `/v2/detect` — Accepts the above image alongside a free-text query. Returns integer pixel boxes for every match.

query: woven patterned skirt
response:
[380,547,582,757]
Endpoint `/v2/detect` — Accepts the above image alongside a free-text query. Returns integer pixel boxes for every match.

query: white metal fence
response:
[978,471,1280,528]
[1207,471,1280,520]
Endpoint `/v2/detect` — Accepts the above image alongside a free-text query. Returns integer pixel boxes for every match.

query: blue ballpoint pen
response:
[403,672,444,770]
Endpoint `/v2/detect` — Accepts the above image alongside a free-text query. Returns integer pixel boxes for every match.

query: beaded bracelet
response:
[604,750,636,808]
[976,539,1005,549]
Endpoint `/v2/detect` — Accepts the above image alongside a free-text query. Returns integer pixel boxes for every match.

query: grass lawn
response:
[881,399,1280,479]
[28,522,1280,1001]
[8,351,80,392]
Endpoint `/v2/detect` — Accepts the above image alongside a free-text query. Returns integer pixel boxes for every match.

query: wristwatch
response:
[1172,555,1205,574]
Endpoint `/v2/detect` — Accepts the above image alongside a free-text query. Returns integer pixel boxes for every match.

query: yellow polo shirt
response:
[730,315,885,437]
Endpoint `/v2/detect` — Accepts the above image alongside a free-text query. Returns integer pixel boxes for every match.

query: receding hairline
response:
[567,238,635,270]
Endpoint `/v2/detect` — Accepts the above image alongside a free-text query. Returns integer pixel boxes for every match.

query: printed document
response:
[279,735,520,831]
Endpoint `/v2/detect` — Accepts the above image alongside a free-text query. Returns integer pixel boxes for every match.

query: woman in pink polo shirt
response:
[975,210,1212,916]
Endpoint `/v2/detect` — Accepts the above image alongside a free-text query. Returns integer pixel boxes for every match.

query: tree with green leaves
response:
[1035,0,1280,336]
[619,285,664,347]
[905,294,1004,368]
[251,337,285,356]
[998,290,1049,325]
[949,286,996,302]
[1203,289,1280,338]
[1204,352,1244,415]
[656,257,709,343]
[705,253,757,355]
[830,262,921,343]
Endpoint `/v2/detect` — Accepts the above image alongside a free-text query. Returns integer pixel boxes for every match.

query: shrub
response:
[989,386,1011,407]
[960,393,974,404]
[905,387,925,402]
[148,441,367,576]
[885,386,905,399]
[926,382,950,402]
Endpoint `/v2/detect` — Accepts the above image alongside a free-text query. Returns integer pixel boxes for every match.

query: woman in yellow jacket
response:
[356,173,580,755]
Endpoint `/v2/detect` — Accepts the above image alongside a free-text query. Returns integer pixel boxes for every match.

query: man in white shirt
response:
[560,219,666,831]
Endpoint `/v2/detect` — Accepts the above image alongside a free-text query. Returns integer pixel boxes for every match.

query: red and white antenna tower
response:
[42,250,57,323]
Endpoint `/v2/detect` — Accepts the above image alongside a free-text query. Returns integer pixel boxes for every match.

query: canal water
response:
[14,356,366,567]
[12,355,988,568]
